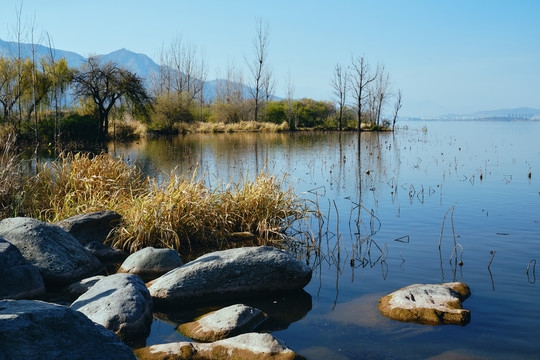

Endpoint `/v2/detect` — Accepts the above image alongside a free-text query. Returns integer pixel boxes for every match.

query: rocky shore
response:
[0,213,311,359]
[0,212,472,359]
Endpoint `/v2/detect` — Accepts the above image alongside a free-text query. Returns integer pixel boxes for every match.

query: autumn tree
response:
[0,57,20,122]
[73,57,150,139]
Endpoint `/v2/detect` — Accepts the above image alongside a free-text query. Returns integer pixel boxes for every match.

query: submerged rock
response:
[148,246,312,306]
[0,237,45,299]
[178,304,267,342]
[71,273,153,342]
[85,241,128,264]
[56,210,122,245]
[134,332,304,360]
[0,299,135,360]
[118,247,183,281]
[378,282,471,325]
[0,217,103,286]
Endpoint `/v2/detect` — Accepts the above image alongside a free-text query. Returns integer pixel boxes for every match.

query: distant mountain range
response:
[0,38,253,102]
[408,107,540,121]
[0,39,536,119]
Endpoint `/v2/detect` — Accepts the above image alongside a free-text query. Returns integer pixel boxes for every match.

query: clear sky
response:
[1,0,539,117]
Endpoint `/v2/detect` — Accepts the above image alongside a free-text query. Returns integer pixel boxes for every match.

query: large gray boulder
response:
[0,237,45,299]
[0,299,135,360]
[0,217,103,286]
[148,246,312,306]
[118,247,183,281]
[134,333,304,360]
[378,282,471,325]
[71,273,153,342]
[178,304,267,342]
[55,210,121,245]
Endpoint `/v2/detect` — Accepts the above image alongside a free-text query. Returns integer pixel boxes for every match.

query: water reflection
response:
[29,121,540,358]
[149,290,312,345]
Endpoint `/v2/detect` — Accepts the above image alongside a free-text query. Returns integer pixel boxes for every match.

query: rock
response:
[134,332,304,360]
[178,304,267,342]
[118,247,183,281]
[148,246,312,306]
[0,299,136,360]
[71,273,153,342]
[378,282,471,325]
[55,210,122,245]
[85,241,128,263]
[0,217,103,286]
[154,290,312,333]
[66,275,105,297]
[0,237,45,299]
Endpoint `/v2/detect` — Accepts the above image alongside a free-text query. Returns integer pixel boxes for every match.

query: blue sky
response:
[1,0,539,117]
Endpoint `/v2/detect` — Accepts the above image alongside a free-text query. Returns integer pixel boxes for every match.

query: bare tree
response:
[261,67,276,122]
[29,15,42,141]
[331,63,347,131]
[285,71,295,129]
[153,36,206,105]
[349,56,377,131]
[374,65,389,126]
[392,89,402,131]
[13,2,26,133]
[214,61,246,123]
[247,18,270,122]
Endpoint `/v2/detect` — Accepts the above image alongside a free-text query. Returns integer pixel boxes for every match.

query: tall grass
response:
[0,127,23,217]
[21,153,309,256]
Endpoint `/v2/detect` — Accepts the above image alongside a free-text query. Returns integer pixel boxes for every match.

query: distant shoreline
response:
[401,117,540,122]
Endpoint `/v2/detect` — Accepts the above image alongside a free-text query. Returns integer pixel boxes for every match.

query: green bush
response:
[61,114,99,140]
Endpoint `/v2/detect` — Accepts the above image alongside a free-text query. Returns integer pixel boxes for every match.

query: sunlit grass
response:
[15,152,309,256]
[175,121,289,134]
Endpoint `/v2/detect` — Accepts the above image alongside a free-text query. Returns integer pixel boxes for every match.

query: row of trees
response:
[332,57,402,132]
[0,14,403,142]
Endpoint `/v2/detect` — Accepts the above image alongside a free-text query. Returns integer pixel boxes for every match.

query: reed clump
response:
[20,152,309,255]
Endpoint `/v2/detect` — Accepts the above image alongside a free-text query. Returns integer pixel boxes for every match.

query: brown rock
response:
[133,333,304,360]
[378,282,471,325]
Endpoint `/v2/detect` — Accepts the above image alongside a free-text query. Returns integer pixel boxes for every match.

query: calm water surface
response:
[109,121,540,359]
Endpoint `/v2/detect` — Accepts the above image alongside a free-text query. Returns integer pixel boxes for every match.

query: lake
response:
[108,121,540,359]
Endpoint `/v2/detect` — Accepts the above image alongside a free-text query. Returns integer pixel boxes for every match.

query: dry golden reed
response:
[18,152,308,256]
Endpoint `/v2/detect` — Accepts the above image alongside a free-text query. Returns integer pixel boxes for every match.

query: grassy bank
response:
[0,145,310,256]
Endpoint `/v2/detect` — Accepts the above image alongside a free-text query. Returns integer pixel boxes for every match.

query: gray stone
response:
[71,273,153,341]
[134,333,303,360]
[378,282,471,325]
[0,299,136,360]
[148,246,312,306]
[118,247,183,281]
[178,304,267,342]
[66,275,105,297]
[56,210,121,245]
[0,237,45,299]
[85,241,128,263]
[0,217,103,286]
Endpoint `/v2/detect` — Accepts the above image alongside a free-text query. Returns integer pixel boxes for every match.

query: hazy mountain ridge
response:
[0,39,225,100]
[0,39,534,117]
